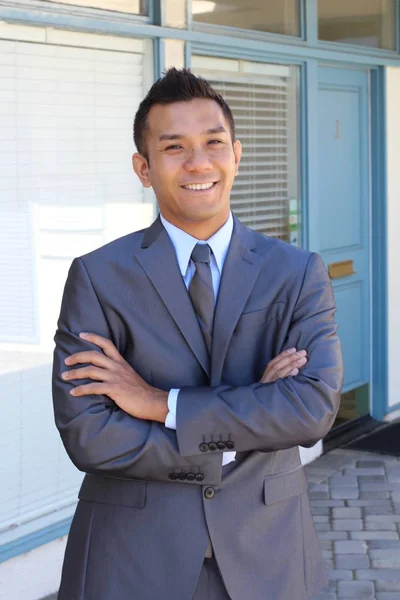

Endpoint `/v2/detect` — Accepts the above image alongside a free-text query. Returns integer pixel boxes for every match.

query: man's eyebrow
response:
[158,125,228,142]
[158,133,182,142]
[204,125,228,135]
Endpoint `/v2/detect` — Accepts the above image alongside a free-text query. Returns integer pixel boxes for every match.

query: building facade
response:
[1,1,400,598]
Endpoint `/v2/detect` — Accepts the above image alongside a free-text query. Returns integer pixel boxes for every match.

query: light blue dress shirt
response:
[160,212,236,466]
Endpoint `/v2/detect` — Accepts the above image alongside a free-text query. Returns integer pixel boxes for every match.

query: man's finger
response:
[260,356,307,383]
[260,365,301,383]
[69,382,110,396]
[274,356,307,377]
[263,354,307,379]
[78,332,124,363]
[266,348,307,370]
[65,350,111,368]
[265,347,297,368]
[62,366,109,382]
[274,364,303,379]
[269,367,300,382]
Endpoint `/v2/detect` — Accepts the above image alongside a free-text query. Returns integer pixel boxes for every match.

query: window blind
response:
[0,206,37,343]
[192,59,300,244]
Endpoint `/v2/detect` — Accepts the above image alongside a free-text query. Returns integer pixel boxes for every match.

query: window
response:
[192,57,301,245]
[42,0,148,15]
[318,0,396,50]
[0,32,154,548]
[192,0,300,36]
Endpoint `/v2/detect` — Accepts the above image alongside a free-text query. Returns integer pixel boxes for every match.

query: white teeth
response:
[183,182,215,191]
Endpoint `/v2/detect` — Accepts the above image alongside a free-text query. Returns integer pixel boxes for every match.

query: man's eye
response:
[165,144,182,150]
[208,139,223,145]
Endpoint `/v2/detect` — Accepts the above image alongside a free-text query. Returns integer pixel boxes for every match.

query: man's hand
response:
[62,332,168,422]
[259,348,307,383]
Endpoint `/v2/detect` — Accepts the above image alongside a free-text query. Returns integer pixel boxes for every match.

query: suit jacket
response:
[52,214,343,600]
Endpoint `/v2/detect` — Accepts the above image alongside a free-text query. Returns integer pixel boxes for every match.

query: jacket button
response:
[169,473,178,480]
[178,473,187,480]
[217,441,226,450]
[208,442,217,451]
[199,443,209,452]
[186,473,195,481]
[225,441,235,450]
[195,473,204,482]
[204,487,215,499]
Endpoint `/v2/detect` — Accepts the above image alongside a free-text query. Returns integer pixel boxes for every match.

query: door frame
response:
[370,67,388,421]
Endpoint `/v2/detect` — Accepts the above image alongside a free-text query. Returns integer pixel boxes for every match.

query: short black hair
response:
[133,67,236,161]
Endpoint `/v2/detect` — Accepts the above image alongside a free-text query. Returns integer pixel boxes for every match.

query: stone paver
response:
[307,448,400,600]
[336,555,370,569]
[333,519,363,530]
[338,580,375,598]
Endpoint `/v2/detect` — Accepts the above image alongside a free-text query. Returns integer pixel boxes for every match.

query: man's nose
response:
[184,147,213,171]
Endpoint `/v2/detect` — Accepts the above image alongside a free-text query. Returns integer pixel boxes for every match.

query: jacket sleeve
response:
[52,257,222,485]
[175,252,343,457]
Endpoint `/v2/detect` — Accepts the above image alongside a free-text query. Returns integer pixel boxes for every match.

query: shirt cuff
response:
[165,388,179,430]
[165,390,235,467]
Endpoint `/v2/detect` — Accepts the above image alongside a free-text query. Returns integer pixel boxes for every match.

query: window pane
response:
[42,0,147,15]
[192,0,300,36]
[165,39,185,67]
[318,0,396,50]
[192,58,301,246]
[165,0,188,28]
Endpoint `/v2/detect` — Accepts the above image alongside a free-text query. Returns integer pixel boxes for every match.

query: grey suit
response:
[52,214,343,600]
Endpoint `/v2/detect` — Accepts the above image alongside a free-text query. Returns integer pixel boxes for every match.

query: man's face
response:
[133,98,242,230]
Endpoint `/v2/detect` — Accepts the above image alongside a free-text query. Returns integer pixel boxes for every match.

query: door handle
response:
[328,260,355,279]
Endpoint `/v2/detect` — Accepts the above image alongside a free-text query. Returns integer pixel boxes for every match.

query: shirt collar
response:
[160,212,233,277]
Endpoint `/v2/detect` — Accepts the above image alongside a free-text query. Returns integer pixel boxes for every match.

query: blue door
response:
[315,66,370,426]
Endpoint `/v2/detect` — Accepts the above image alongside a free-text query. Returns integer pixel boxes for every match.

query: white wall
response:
[0,536,66,600]
[385,67,400,409]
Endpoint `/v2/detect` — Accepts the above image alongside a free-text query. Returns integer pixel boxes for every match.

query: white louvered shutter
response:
[192,58,300,244]
[0,206,37,342]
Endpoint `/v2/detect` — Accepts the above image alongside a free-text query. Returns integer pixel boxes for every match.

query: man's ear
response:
[233,139,242,176]
[132,153,152,188]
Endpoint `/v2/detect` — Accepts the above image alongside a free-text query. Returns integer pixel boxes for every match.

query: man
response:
[52,68,343,600]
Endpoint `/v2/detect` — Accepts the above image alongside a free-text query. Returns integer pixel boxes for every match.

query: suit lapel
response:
[211,216,264,385]
[135,217,210,377]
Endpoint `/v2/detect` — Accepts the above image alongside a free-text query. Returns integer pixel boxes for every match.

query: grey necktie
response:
[189,243,214,355]
[189,243,215,558]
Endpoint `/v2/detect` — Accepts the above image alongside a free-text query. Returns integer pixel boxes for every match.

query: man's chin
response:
[180,209,227,223]
[178,199,229,222]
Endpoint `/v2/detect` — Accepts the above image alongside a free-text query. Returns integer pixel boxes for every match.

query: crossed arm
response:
[62,334,308,422]
[52,255,343,485]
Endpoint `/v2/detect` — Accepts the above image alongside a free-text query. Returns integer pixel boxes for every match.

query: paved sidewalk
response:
[307,448,400,600]
[41,448,400,600]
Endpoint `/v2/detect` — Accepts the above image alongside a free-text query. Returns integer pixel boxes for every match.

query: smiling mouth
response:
[181,182,218,191]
